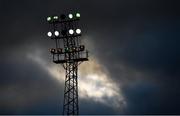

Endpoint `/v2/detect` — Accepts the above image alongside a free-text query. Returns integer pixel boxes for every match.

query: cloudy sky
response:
[0,0,180,115]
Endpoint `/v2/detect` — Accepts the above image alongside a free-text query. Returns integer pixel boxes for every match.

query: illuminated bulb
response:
[68,14,73,19]
[53,16,58,20]
[47,32,52,37]
[76,29,81,34]
[65,47,69,52]
[73,47,76,51]
[76,13,80,18]
[54,31,59,36]
[69,29,74,35]
[47,17,51,21]
[80,45,85,51]
[50,48,56,53]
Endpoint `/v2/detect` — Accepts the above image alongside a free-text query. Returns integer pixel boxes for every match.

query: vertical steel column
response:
[63,62,78,115]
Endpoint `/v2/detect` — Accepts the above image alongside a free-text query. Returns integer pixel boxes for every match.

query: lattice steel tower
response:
[46,13,88,115]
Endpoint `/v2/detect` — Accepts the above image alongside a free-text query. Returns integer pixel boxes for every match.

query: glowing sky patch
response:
[79,58,126,108]
[27,50,126,109]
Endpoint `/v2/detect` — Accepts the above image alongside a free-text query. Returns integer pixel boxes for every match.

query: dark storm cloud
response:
[80,99,118,115]
[122,79,180,114]
[0,0,179,49]
[0,0,180,114]
[80,0,180,114]
[0,54,63,114]
[88,3,180,114]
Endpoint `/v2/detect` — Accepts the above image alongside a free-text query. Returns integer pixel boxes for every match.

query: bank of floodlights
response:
[64,45,85,53]
[47,12,80,23]
[68,13,80,19]
[68,28,81,35]
[47,31,60,37]
[57,48,63,53]
[49,45,85,54]
[47,13,82,38]
[53,16,58,20]
[47,29,81,38]
[50,48,63,54]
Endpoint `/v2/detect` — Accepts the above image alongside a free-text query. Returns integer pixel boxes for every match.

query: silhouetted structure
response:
[46,13,88,115]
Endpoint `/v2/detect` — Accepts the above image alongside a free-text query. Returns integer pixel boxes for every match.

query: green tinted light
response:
[65,47,69,52]
[76,13,80,18]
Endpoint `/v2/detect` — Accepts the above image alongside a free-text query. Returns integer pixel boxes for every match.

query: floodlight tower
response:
[46,13,88,115]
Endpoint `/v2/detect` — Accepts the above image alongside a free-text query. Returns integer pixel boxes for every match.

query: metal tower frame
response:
[46,13,88,115]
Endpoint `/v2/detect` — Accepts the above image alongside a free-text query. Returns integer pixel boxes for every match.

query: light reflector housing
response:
[54,31,59,36]
[68,14,73,19]
[65,47,69,52]
[57,48,63,53]
[76,13,80,18]
[53,16,58,20]
[69,29,74,35]
[79,45,85,51]
[47,32,52,37]
[47,16,51,22]
[50,48,56,53]
[76,29,81,34]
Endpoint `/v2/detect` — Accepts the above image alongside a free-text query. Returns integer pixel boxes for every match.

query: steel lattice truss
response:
[63,62,78,114]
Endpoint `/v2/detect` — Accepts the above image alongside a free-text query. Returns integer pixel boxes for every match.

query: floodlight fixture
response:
[65,47,69,52]
[57,48,63,53]
[53,16,58,20]
[68,14,73,19]
[47,31,52,37]
[50,48,56,53]
[47,16,51,22]
[73,47,76,51]
[76,47,80,52]
[79,45,85,51]
[54,31,60,36]
[76,13,80,18]
[76,29,81,34]
[69,29,74,35]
